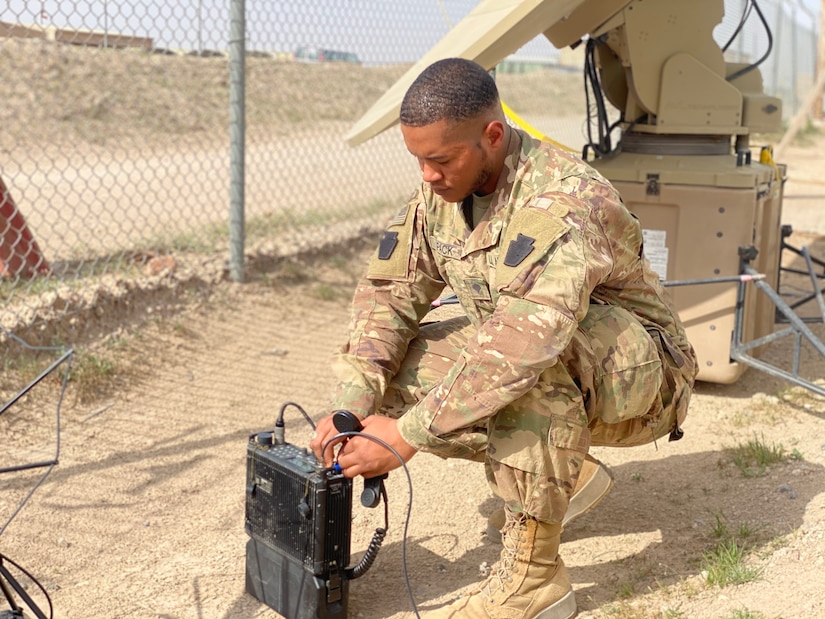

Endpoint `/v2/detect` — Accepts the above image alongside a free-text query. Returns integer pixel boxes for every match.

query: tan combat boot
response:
[487,454,613,542]
[428,510,576,619]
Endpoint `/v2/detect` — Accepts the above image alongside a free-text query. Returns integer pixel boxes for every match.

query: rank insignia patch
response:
[378,231,399,260]
[503,233,535,266]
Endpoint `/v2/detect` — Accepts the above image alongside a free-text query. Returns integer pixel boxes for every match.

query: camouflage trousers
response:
[379,306,692,523]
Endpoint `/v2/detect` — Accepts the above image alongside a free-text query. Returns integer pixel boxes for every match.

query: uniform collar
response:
[461,129,524,256]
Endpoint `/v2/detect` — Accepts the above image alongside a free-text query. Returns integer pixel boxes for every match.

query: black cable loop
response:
[727,0,773,82]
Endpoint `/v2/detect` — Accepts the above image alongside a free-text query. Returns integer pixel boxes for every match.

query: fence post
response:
[229,0,246,283]
[772,1,783,101]
[791,5,798,116]
[816,0,825,118]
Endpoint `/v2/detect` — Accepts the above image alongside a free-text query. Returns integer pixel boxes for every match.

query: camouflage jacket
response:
[331,129,696,451]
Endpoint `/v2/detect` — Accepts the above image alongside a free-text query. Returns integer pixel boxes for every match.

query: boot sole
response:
[563,461,614,526]
[532,589,577,619]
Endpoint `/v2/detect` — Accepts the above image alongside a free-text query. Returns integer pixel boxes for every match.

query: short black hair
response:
[399,58,499,127]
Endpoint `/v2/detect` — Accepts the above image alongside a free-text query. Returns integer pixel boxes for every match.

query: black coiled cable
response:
[344,527,387,580]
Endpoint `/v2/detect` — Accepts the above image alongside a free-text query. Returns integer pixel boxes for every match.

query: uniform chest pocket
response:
[465,278,491,302]
[443,262,495,319]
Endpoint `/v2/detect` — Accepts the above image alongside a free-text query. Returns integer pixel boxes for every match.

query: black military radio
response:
[244,407,387,619]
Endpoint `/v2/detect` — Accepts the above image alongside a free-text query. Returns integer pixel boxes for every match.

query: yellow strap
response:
[501,100,577,153]
[759,145,781,183]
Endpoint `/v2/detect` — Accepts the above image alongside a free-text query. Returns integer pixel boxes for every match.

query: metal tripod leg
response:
[777,226,825,323]
[730,263,825,397]
[663,242,825,397]
[0,556,47,619]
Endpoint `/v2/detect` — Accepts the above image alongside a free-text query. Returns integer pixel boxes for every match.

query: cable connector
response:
[273,420,285,445]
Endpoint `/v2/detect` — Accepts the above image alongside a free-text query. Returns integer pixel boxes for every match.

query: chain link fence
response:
[0,0,819,348]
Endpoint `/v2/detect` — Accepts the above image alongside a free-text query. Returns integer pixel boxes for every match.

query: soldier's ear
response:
[483,120,506,150]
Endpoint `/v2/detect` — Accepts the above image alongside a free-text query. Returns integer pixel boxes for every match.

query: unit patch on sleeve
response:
[503,233,535,267]
[378,231,399,260]
[495,206,571,292]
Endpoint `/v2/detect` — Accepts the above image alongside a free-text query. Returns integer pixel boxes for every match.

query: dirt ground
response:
[3,128,825,619]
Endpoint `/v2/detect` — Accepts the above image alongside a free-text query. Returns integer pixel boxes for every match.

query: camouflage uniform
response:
[331,129,697,523]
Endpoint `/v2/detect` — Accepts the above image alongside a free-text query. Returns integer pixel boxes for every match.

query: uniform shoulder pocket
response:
[366,202,416,282]
[495,206,570,292]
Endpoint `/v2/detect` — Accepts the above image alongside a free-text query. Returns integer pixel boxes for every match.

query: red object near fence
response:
[0,176,49,278]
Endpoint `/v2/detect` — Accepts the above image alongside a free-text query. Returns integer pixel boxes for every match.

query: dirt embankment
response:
[0,37,583,154]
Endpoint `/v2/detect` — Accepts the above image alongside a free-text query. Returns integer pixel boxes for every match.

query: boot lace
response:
[480,512,528,597]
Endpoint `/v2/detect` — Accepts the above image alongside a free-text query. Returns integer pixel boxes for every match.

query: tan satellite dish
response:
[344,0,593,146]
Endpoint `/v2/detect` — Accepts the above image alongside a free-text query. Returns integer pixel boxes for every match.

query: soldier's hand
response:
[309,412,361,467]
[335,416,417,479]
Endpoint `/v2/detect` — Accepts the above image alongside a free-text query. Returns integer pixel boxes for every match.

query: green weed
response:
[721,609,767,619]
[728,434,790,477]
[600,602,684,619]
[617,582,635,599]
[703,538,763,586]
[69,350,117,403]
[703,511,764,587]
